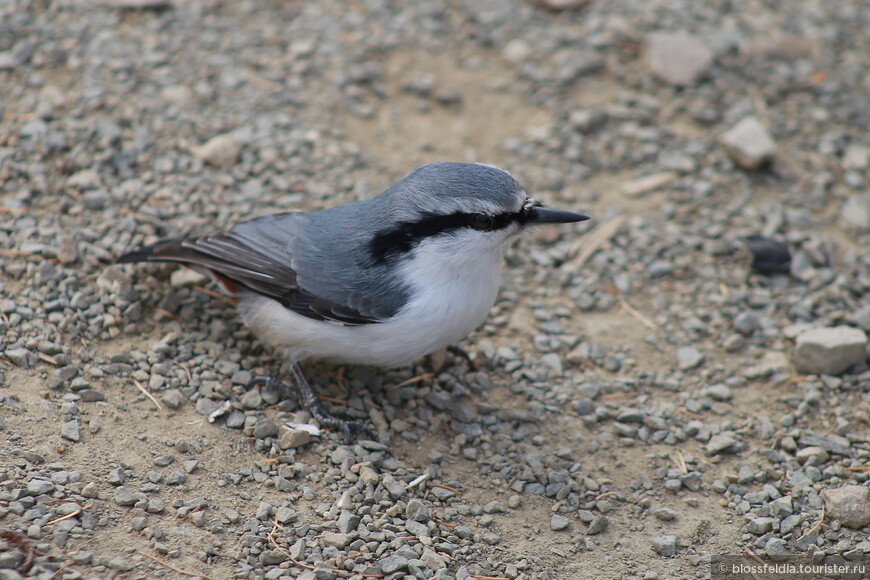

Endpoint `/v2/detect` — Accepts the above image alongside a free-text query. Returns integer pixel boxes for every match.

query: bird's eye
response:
[471,214,495,231]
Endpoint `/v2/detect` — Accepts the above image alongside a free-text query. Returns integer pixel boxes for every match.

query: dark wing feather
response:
[117,234,378,325]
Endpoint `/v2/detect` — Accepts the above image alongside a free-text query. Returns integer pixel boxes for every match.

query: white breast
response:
[238,234,506,368]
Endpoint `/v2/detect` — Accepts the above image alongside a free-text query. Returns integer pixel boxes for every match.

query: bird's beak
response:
[527,206,590,224]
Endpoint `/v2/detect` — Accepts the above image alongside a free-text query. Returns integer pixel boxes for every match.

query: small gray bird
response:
[118,162,589,438]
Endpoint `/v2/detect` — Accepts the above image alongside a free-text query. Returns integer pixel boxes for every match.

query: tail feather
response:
[117,239,190,264]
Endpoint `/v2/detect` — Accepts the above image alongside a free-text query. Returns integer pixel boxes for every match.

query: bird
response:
[118,162,589,439]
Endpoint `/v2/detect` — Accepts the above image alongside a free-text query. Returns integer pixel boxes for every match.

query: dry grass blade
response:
[674,450,688,474]
[570,215,626,267]
[138,551,215,580]
[619,298,659,330]
[387,373,435,392]
[133,379,164,410]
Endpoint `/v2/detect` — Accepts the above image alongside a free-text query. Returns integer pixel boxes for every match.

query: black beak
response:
[526,206,590,224]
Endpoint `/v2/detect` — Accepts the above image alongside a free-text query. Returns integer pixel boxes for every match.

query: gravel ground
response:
[3,0,870,579]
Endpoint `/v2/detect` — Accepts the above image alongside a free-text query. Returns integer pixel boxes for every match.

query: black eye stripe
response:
[369,209,526,264]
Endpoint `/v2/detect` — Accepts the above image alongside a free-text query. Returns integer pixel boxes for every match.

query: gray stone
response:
[192,133,242,168]
[406,498,430,522]
[677,346,704,370]
[113,486,138,506]
[550,514,569,531]
[160,389,185,408]
[647,32,714,86]
[706,432,737,455]
[821,486,870,529]
[279,428,311,449]
[337,510,360,533]
[378,554,409,574]
[795,446,829,466]
[651,534,677,556]
[27,479,55,496]
[841,194,870,230]
[793,327,868,376]
[4,348,36,368]
[321,531,351,548]
[719,117,777,169]
[747,517,773,534]
[764,537,790,560]
[652,507,677,521]
[253,418,279,439]
[61,420,81,442]
[587,515,609,535]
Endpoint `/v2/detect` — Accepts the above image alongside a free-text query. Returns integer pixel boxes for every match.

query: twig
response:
[432,518,457,529]
[138,551,215,580]
[45,503,90,526]
[387,373,435,392]
[619,298,659,330]
[799,507,825,541]
[133,379,164,410]
[595,491,617,500]
[154,307,183,323]
[428,483,460,494]
[169,357,192,382]
[674,450,688,475]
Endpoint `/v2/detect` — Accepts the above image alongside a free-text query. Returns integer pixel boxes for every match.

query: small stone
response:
[165,471,186,485]
[841,194,870,230]
[337,510,360,534]
[421,547,446,571]
[651,535,677,557]
[647,31,714,86]
[652,507,677,521]
[4,348,37,368]
[169,269,207,288]
[114,486,138,506]
[406,498,430,522]
[61,420,81,442]
[321,531,351,549]
[253,418,279,440]
[27,479,55,496]
[383,476,406,500]
[378,554,409,574]
[550,514,569,531]
[793,327,868,376]
[706,432,737,455]
[764,537,790,560]
[279,428,311,449]
[677,346,704,370]
[747,517,773,534]
[587,515,609,535]
[795,446,829,466]
[359,465,379,486]
[192,133,243,168]
[821,486,870,529]
[719,117,777,169]
[704,384,733,401]
[160,389,184,408]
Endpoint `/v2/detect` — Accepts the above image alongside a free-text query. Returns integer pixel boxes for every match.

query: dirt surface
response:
[2,1,870,580]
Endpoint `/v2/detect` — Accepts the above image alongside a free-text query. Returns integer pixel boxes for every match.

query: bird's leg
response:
[248,364,373,442]
[447,344,477,371]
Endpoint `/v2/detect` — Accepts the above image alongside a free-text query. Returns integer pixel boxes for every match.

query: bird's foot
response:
[446,344,477,371]
[248,366,373,442]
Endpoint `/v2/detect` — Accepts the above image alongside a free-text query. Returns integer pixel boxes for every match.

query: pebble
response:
[279,428,311,449]
[841,194,870,230]
[706,432,738,455]
[719,117,778,169]
[652,507,677,521]
[113,487,138,506]
[746,517,773,535]
[793,327,868,376]
[550,514,569,531]
[821,486,870,529]
[587,515,609,535]
[191,133,243,168]
[647,31,713,86]
[676,346,704,370]
[650,535,677,557]
[60,420,81,442]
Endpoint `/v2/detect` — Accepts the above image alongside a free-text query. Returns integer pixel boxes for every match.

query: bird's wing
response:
[117,213,383,325]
